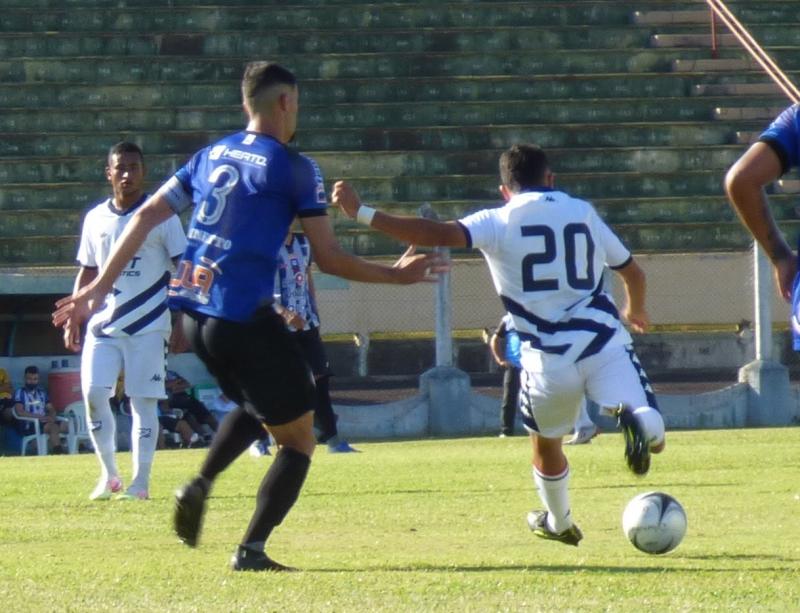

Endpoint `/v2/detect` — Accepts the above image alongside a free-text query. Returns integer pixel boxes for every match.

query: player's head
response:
[241,61,299,143]
[498,144,554,200]
[106,141,145,207]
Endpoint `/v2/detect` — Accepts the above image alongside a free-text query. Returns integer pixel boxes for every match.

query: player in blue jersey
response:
[726,104,800,339]
[53,61,444,571]
[69,141,187,500]
[334,143,666,547]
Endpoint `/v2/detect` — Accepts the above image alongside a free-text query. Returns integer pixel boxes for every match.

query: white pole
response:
[753,241,773,361]
[419,203,453,367]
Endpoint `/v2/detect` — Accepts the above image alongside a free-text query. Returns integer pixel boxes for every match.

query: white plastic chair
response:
[64,401,93,455]
[11,406,48,456]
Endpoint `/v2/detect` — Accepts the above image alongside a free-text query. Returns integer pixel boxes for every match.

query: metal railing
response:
[706,0,800,103]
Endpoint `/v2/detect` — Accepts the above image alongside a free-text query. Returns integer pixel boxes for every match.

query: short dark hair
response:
[107,141,144,165]
[241,61,297,110]
[499,144,550,192]
[24,365,38,375]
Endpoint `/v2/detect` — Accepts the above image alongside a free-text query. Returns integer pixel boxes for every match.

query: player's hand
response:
[623,307,650,334]
[391,245,450,284]
[331,181,361,219]
[52,285,104,330]
[773,255,797,302]
[284,311,307,331]
[63,319,83,352]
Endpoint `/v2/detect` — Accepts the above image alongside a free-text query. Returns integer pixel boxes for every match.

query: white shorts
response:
[519,344,657,438]
[81,331,168,399]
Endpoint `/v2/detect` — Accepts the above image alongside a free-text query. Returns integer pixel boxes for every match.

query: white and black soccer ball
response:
[622,491,687,554]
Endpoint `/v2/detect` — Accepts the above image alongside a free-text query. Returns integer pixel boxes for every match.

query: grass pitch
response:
[1,428,798,612]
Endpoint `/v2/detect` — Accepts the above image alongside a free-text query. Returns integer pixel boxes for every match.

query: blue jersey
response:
[162,131,328,322]
[274,233,320,330]
[759,104,800,175]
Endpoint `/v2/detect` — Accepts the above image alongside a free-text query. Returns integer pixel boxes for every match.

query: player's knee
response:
[85,386,112,417]
[632,406,665,452]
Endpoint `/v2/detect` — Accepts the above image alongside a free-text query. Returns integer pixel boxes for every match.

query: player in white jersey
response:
[66,142,187,501]
[333,143,666,546]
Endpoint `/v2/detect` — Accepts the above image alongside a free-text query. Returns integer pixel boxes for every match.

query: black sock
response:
[199,406,263,482]
[241,447,311,546]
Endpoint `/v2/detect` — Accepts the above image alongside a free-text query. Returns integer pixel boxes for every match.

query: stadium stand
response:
[0,0,798,349]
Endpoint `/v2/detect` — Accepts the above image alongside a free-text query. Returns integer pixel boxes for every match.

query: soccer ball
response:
[622,492,687,554]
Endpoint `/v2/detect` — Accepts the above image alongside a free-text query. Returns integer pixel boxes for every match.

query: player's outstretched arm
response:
[332,180,468,248]
[52,193,176,329]
[725,141,795,301]
[300,215,448,285]
[614,258,650,334]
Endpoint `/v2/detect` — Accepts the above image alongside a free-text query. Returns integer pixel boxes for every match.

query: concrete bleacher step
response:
[692,82,786,96]
[714,107,786,121]
[3,73,767,109]
[776,180,800,194]
[0,26,662,58]
[651,33,737,48]
[633,10,709,25]
[672,58,756,72]
[0,120,761,161]
[0,49,734,83]
[0,97,786,133]
[0,3,700,33]
[0,146,748,185]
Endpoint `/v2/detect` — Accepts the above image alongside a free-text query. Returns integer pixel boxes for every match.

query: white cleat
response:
[90,475,123,501]
[564,424,599,445]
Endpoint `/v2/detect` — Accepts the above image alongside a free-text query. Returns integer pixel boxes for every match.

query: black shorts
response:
[181,307,315,427]
[159,415,180,431]
[292,326,331,378]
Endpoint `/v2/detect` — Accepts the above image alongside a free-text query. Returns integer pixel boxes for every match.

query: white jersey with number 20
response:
[459,189,633,373]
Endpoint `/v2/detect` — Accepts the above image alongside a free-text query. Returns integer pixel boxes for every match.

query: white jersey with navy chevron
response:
[76,196,187,338]
[274,233,320,331]
[459,189,633,373]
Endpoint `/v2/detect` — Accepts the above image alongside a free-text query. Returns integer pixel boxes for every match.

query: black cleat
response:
[174,478,209,547]
[527,510,583,546]
[615,404,651,476]
[230,546,297,572]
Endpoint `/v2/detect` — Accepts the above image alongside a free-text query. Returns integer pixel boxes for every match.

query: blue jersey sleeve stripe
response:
[758,136,791,175]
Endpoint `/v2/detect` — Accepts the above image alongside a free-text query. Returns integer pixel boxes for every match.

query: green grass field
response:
[1,428,799,612]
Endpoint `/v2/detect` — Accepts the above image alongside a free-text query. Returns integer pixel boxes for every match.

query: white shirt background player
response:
[332,143,666,546]
[68,142,187,501]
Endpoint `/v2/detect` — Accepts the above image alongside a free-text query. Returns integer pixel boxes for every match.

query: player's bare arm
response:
[300,214,448,284]
[614,258,650,334]
[63,265,98,352]
[725,141,795,300]
[332,180,468,248]
[52,192,175,329]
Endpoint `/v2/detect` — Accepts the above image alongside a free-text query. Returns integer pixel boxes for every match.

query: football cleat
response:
[174,478,209,547]
[615,404,651,476]
[328,440,359,453]
[527,510,583,547]
[230,546,297,572]
[89,475,123,501]
[564,424,598,445]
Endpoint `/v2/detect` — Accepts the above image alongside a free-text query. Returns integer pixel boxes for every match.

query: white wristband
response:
[356,205,376,227]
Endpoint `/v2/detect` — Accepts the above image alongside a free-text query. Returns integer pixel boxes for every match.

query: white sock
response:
[129,397,159,492]
[85,386,118,480]
[533,465,572,533]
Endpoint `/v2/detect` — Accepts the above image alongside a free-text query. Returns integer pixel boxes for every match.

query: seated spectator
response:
[165,370,218,444]
[12,365,69,454]
[157,400,201,449]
